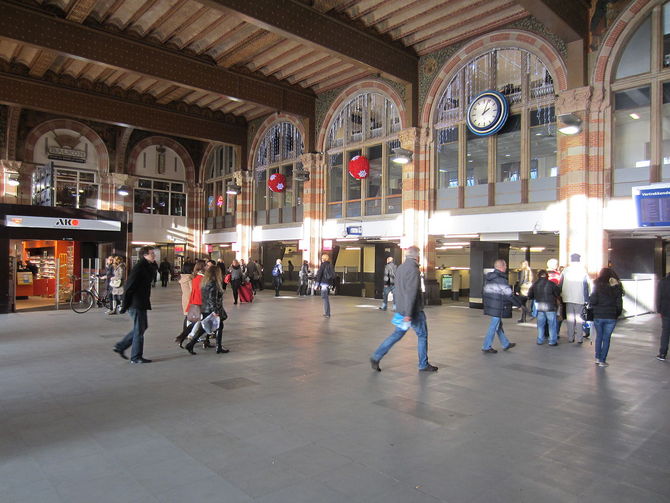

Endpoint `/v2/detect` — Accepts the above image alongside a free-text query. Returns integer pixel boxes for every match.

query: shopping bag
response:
[391,312,411,331]
[201,313,220,334]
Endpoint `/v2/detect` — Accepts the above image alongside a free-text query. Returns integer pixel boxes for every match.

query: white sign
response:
[47,146,87,162]
[5,215,121,231]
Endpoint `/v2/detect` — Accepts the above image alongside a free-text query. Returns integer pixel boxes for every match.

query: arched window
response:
[325,92,402,219]
[204,145,237,230]
[254,122,304,225]
[611,2,670,196]
[132,145,187,216]
[434,48,557,209]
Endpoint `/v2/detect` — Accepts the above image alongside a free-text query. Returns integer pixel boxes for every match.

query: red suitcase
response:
[239,281,254,303]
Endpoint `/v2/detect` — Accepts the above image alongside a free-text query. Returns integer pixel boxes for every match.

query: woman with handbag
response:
[186,265,228,355]
[174,260,205,348]
[588,268,624,367]
[107,256,126,315]
[228,259,243,305]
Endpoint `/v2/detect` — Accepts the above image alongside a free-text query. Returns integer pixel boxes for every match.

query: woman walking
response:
[297,260,310,296]
[186,265,228,355]
[107,256,126,315]
[589,268,624,367]
[178,261,196,330]
[272,259,283,297]
[229,259,243,305]
[174,260,205,347]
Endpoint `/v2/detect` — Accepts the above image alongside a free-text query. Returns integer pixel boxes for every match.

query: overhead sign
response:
[5,215,121,231]
[634,185,670,227]
[47,146,86,163]
[346,225,363,236]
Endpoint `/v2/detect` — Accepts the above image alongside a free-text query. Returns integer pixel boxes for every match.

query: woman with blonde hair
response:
[107,256,126,315]
[516,260,533,323]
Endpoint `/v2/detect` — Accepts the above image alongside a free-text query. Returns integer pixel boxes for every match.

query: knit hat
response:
[570,253,581,262]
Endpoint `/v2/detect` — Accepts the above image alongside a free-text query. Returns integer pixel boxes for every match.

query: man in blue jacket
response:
[370,246,438,372]
[113,246,155,364]
[482,259,521,353]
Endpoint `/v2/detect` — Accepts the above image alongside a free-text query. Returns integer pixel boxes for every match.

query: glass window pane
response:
[170,193,185,216]
[154,181,170,191]
[662,83,670,178]
[366,144,382,198]
[138,178,152,188]
[56,169,77,180]
[615,15,651,79]
[255,171,267,212]
[530,108,557,180]
[134,189,152,213]
[665,3,670,67]
[283,164,293,207]
[294,162,304,208]
[79,171,95,183]
[171,183,183,192]
[268,168,280,209]
[78,184,98,209]
[437,127,459,188]
[328,153,343,203]
[466,132,488,186]
[55,180,77,207]
[368,94,384,139]
[206,183,215,214]
[346,150,362,202]
[496,115,521,182]
[387,139,402,196]
[496,49,523,105]
[614,87,651,183]
[529,54,554,99]
[465,53,491,105]
[153,191,169,215]
[348,97,364,144]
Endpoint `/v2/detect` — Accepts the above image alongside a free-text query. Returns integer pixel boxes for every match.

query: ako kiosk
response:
[0,204,127,314]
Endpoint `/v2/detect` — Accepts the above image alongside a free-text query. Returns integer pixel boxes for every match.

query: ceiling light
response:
[557,113,582,135]
[226,183,241,195]
[391,147,413,164]
[530,247,546,252]
[7,174,19,186]
[345,246,361,250]
[444,234,479,239]
[117,185,130,196]
[629,113,640,120]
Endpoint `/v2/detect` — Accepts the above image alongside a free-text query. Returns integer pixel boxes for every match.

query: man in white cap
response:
[560,253,591,344]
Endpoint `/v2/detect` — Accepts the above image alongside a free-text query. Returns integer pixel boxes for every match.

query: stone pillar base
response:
[424,279,442,305]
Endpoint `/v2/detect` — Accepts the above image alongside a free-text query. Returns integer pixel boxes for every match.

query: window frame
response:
[133,176,187,216]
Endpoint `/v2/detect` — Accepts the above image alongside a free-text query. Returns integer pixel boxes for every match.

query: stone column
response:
[556,85,604,274]
[235,170,253,261]
[299,152,326,270]
[187,182,205,257]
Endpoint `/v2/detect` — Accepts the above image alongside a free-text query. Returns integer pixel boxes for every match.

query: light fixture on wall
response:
[117,185,130,196]
[226,183,241,195]
[557,113,582,135]
[391,147,413,164]
[294,166,310,182]
[7,174,19,187]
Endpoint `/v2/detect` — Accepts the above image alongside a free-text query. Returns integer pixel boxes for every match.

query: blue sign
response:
[635,187,670,227]
[346,225,362,236]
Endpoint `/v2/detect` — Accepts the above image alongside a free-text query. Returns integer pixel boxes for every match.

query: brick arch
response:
[316,79,407,152]
[24,119,110,176]
[421,30,568,125]
[248,113,307,171]
[127,136,195,183]
[592,0,653,89]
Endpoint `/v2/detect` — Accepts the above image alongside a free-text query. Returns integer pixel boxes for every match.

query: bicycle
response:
[70,275,112,314]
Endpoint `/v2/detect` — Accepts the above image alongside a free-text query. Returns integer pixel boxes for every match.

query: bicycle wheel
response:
[70,290,95,313]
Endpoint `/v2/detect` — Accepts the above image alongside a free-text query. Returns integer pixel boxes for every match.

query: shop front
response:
[0,204,127,313]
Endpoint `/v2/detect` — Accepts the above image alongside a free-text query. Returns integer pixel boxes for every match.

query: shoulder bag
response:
[187,303,202,323]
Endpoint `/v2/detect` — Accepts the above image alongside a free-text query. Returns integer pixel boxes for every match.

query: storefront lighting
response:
[391,147,413,164]
[131,241,156,245]
[7,174,19,186]
[629,113,640,120]
[444,234,479,239]
[226,183,241,195]
[557,113,582,135]
[439,242,470,246]
[345,247,361,250]
[450,267,470,270]
[117,185,130,196]
[529,247,546,252]
[437,245,464,250]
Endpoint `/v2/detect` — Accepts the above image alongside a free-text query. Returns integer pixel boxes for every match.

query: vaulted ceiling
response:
[0,0,589,143]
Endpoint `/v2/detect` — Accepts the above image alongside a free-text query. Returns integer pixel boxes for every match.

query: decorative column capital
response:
[398,127,419,150]
[556,86,591,115]
[299,152,324,169]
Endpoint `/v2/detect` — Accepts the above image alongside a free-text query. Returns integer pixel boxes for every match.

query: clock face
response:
[466,91,508,136]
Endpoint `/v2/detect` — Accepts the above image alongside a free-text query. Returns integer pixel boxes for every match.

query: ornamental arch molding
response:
[248,113,306,172]
[24,119,110,177]
[126,136,195,186]
[422,30,568,126]
[316,79,407,153]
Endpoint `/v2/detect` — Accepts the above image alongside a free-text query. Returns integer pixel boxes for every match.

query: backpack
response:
[272,265,281,277]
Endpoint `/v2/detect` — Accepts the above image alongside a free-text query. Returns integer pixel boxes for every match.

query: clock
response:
[466,90,509,136]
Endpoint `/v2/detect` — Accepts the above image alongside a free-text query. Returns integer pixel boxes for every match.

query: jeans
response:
[372,311,428,369]
[594,318,617,362]
[483,317,511,350]
[536,311,557,345]
[320,283,330,316]
[381,285,395,310]
[660,316,670,357]
[565,302,584,342]
[231,279,241,304]
[115,308,148,361]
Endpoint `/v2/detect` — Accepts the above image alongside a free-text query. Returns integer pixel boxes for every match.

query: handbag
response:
[581,303,594,322]
[110,278,122,288]
[224,273,232,284]
[187,303,201,323]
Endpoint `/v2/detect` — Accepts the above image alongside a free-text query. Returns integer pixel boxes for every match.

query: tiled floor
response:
[0,284,668,502]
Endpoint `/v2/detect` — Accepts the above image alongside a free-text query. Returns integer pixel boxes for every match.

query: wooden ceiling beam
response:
[0,1,315,118]
[0,72,246,144]
[514,0,588,42]
[199,0,418,83]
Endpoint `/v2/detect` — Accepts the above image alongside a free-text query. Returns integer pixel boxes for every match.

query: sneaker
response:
[370,358,381,372]
[481,348,498,354]
[595,359,601,365]
[419,363,438,372]
[130,358,152,364]
[503,342,516,351]
[598,361,609,367]
[656,354,666,361]
[548,343,558,347]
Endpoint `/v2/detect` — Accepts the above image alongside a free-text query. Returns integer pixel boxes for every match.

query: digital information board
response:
[634,184,670,227]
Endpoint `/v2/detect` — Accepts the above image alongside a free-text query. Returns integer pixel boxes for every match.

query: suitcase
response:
[239,282,254,303]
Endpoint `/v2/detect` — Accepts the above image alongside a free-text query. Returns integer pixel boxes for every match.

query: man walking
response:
[159,258,172,287]
[315,254,334,318]
[560,253,590,344]
[379,256,397,311]
[482,259,519,353]
[656,271,670,361]
[370,246,438,372]
[113,246,155,364]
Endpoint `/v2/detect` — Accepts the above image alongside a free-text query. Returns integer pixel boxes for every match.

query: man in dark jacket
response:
[528,270,562,346]
[656,273,670,361]
[315,254,334,317]
[379,256,397,311]
[482,259,520,353]
[370,246,438,372]
[158,258,172,287]
[113,246,155,363]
